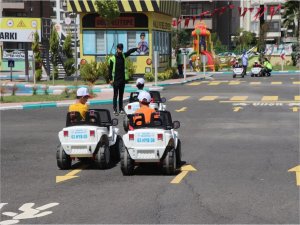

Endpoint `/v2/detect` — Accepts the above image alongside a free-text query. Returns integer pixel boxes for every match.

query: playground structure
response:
[190,22,215,71]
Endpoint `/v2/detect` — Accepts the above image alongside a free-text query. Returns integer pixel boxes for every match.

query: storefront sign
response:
[95,17,135,28]
[153,21,171,31]
[0,18,41,42]
[3,50,33,59]
[266,44,293,56]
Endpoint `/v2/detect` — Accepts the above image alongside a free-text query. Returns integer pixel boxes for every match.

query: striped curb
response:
[0,97,130,111]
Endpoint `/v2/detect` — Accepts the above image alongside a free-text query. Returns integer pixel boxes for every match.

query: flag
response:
[184,17,190,27]
[238,7,242,16]
[259,7,267,18]
[254,7,263,20]
[229,4,235,9]
[177,16,182,26]
[269,6,275,20]
[219,6,227,15]
[241,8,248,17]
[192,16,196,25]
[249,8,254,13]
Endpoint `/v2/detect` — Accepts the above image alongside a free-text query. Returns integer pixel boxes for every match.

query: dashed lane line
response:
[169,96,190,101]
[261,96,279,101]
[199,96,218,101]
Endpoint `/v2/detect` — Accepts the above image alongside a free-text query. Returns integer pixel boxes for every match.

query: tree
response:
[235,29,257,52]
[211,33,227,53]
[50,27,59,79]
[62,33,75,76]
[171,28,191,50]
[95,0,120,24]
[80,61,102,84]
[282,1,300,39]
[257,23,268,52]
[31,31,42,81]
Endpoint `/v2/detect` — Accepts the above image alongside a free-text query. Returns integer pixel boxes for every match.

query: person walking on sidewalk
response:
[109,43,138,116]
[176,49,183,78]
[241,50,248,76]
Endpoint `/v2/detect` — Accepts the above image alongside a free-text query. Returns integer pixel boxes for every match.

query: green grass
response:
[36,80,107,86]
[1,93,76,103]
[272,65,299,71]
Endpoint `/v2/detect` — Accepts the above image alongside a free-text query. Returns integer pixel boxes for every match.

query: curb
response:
[0,74,210,111]
[0,97,130,111]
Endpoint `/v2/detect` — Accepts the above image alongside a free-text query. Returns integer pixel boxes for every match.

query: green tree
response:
[62,33,75,76]
[257,23,268,52]
[80,61,101,84]
[211,33,227,53]
[31,31,42,81]
[95,0,120,24]
[235,29,257,51]
[171,28,191,49]
[282,1,300,39]
[50,27,59,79]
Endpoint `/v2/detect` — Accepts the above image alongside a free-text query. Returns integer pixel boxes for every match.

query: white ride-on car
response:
[233,67,244,78]
[123,91,166,131]
[57,109,123,170]
[251,67,262,77]
[121,111,181,175]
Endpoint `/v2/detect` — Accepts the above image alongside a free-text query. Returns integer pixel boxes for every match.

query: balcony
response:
[2,0,24,9]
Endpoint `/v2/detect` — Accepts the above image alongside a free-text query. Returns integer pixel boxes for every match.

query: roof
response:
[67,0,180,17]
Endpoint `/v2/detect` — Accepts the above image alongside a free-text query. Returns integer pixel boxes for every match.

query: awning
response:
[68,0,180,17]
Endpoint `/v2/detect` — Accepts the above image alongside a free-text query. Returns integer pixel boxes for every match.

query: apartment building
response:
[176,0,240,49]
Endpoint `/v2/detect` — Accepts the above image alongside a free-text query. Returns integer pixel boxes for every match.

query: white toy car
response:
[57,109,123,170]
[233,67,244,78]
[251,67,262,77]
[123,91,166,131]
[120,111,181,175]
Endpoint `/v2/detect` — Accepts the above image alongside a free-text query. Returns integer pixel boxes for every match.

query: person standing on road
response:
[109,43,138,116]
[176,49,183,78]
[241,50,248,76]
[69,87,90,120]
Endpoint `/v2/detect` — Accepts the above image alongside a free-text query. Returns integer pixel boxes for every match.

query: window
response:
[83,30,149,56]
[267,21,280,32]
[152,31,171,63]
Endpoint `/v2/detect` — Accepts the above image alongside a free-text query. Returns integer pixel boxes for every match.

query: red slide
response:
[201,50,214,71]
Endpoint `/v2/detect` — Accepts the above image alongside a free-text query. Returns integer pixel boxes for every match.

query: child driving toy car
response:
[69,87,90,120]
[136,78,145,91]
[134,91,156,124]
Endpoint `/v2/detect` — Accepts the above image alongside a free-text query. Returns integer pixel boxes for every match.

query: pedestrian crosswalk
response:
[169,95,300,102]
[186,81,300,86]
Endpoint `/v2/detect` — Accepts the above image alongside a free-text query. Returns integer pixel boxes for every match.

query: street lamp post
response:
[70,13,78,82]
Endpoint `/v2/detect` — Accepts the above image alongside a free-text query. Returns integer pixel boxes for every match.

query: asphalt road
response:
[1,73,299,224]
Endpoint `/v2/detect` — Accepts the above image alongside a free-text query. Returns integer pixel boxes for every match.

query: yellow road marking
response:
[187,82,202,86]
[288,165,300,186]
[233,107,242,112]
[199,96,218,101]
[175,107,187,112]
[56,165,87,183]
[261,96,278,101]
[229,81,240,85]
[230,96,248,101]
[295,96,300,101]
[171,165,197,184]
[220,100,300,103]
[271,82,282,85]
[208,81,221,85]
[293,81,300,85]
[291,107,299,112]
[169,96,190,101]
[250,82,261,85]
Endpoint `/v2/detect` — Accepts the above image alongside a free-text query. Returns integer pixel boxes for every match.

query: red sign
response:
[95,17,135,28]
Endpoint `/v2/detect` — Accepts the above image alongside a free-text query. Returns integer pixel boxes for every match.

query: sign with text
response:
[8,59,15,68]
[153,21,171,31]
[95,17,135,28]
[0,17,41,42]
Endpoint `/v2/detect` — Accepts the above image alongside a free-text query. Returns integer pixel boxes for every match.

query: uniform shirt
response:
[69,103,88,119]
[109,48,138,85]
[134,106,156,124]
[242,54,248,66]
[264,61,272,70]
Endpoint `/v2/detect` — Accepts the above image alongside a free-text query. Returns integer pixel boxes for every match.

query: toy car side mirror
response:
[111,118,118,126]
[173,121,180,129]
[161,97,166,103]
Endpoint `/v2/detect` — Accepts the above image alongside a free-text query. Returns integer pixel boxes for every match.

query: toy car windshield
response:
[66,109,113,127]
[128,111,173,130]
[129,92,140,103]
[149,91,162,103]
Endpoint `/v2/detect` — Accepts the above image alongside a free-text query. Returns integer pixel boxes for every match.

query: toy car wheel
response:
[176,140,182,168]
[233,75,236,78]
[120,147,134,175]
[251,74,254,77]
[242,75,244,78]
[95,144,110,169]
[56,145,71,170]
[111,135,122,162]
[123,117,129,132]
[162,148,177,175]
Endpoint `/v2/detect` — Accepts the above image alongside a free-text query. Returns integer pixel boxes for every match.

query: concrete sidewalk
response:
[0,73,209,111]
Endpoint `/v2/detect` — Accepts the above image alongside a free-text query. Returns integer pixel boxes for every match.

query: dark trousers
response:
[242,66,247,75]
[113,82,125,111]
[178,64,183,77]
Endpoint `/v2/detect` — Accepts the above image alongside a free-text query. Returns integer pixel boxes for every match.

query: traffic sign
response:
[8,59,15,68]
[65,17,71,25]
